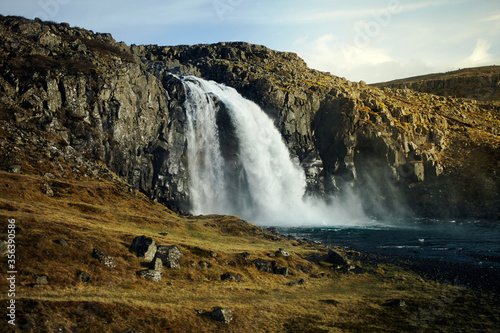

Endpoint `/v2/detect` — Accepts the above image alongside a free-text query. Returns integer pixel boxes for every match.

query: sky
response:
[1,0,499,83]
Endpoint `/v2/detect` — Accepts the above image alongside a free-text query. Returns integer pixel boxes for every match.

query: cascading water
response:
[181,76,365,226]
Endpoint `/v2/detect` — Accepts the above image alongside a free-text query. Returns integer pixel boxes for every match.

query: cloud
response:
[297,32,439,83]
[457,39,499,68]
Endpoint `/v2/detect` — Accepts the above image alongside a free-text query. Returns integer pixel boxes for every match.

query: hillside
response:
[1,155,499,332]
[372,66,500,101]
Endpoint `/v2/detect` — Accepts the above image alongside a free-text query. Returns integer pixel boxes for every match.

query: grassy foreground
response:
[1,171,499,332]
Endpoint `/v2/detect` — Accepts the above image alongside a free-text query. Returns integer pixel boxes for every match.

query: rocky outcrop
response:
[0,15,190,212]
[0,15,498,219]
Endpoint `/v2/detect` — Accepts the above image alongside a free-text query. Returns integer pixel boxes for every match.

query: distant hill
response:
[372,66,500,101]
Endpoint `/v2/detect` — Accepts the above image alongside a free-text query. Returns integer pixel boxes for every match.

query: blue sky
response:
[1,0,499,83]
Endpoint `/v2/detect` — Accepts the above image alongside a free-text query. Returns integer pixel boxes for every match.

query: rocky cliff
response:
[1,15,499,219]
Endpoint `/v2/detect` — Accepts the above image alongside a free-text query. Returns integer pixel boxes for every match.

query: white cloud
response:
[296,31,446,83]
[457,39,499,68]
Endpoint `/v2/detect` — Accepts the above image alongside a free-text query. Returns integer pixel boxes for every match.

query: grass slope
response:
[0,171,499,332]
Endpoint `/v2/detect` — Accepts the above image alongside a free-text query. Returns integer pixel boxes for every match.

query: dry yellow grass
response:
[0,171,499,332]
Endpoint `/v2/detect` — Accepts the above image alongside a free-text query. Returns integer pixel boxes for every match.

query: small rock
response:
[44,173,55,179]
[92,248,117,268]
[54,238,69,246]
[130,236,157,261]
[297,279,305,285]
[137,269,162,282]
[35,275,48,285]
[220,272,242,281]
[42,182,54,197]
[198,260,209,268]
[77,271,91,283]
[276,248,290,256]
[8,164,21,173]
[210,251,218,258]
[209,307,233,324]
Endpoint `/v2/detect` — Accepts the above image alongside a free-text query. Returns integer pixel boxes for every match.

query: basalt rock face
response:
[0,15,190,212]
[1,15,499,219]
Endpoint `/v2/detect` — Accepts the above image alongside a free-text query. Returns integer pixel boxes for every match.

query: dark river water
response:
[277,218,500,269]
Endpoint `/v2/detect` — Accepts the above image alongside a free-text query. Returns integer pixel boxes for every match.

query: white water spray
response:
[182,76,366,226]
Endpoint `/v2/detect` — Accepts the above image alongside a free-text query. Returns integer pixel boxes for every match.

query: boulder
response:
[254,259,289,276]
[273,266,289,277]
[92,248,117,268]
[130,236,157,261]
[153,245,183,268]
[137,269,162,282]
[253,259,273,273]
[325,249,350,266]
[209,307,233,324]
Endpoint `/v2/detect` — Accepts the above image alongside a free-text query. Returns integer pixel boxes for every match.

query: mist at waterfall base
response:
[182,75,365,227]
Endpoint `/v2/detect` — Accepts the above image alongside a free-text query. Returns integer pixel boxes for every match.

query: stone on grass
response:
[209,307,233,324]
[130,236,157,261]
[273,266,289,277]
[92,248,117,268]
[34,275,48,286]
[153,245,183,268]
[276,248,289,256]
[220,272,242,281]
[253,259,273,273]
[137,269,162,282]
[42,182,54,197]
[77,270,91,283]
[325,249,350,266]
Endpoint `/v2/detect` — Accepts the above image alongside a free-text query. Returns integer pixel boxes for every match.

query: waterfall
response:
[181,76,365,226]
